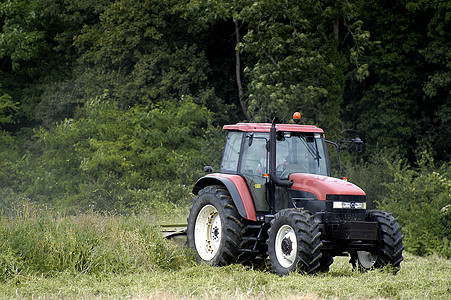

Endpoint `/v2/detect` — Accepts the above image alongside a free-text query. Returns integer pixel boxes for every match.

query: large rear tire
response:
[267,209,322,275]
[187,185,243,266]
[351,210,404,273]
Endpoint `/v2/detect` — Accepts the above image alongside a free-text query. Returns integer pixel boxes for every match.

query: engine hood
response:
[289,173,365,201]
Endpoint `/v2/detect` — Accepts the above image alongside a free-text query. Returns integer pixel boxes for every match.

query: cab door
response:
[240,133,270,212]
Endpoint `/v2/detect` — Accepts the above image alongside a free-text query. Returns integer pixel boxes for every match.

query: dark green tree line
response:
[1,0,449,153]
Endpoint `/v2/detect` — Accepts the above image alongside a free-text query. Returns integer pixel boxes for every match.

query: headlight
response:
[333,201,366,209]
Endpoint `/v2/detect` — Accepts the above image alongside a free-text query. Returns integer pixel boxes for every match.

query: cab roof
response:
[222,123,324,133]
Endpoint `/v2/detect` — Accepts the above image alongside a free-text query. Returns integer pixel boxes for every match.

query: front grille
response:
[326,194,366,204]
[323,194,367,222]
[323,210,366,222]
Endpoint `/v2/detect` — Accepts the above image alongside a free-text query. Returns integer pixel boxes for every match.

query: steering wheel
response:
[276,161,288,177]
[280,164,309,178]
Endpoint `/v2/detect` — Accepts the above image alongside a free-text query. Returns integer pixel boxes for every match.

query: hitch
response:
[160,223,187,239]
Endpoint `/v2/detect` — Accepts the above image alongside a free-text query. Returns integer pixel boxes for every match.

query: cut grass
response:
[1,253,450,299]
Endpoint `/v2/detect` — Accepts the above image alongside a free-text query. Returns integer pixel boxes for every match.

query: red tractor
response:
[186,115,404,275]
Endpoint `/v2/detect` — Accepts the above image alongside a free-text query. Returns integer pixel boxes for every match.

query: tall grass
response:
[0,200,192,281]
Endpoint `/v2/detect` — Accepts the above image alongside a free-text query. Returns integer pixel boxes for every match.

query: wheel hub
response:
[281,237,293,255]
[211,225,220,241]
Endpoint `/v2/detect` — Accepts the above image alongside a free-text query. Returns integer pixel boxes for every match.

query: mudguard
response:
[192,173,257,221]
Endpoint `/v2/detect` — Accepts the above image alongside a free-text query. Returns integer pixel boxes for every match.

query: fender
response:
[192,173,257,221]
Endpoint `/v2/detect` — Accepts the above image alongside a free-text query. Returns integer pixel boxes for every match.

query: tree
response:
[70,0,215,110]
[0,92,18,127]
[235,0,371,141]
[0,0,48,127]
[418,0,451,161]
[0,0,96,129]
[189,0,369,138]
[344,0,450,161]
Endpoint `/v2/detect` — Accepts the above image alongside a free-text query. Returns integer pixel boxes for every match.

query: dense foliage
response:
[0,0,449,256]
[379,153,451,258]
[343,151,451,258]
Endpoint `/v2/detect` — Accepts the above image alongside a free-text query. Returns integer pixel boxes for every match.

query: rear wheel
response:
[187,185,243,266]
[351,210,404,273]
[267,209,322,275]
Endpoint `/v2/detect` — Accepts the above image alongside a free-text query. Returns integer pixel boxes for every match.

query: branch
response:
[257,18,281,70]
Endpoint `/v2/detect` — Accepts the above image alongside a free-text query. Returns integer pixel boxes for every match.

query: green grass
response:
[0,201,191,279]
[1,202,450,299]
[1,253,450,299]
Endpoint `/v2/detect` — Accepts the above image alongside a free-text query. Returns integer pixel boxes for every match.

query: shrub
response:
[340,149,399,208]
[378,151,451,258]
[10,92,221,212]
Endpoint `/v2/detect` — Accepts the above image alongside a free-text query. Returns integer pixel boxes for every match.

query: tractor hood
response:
[289,173,365,201]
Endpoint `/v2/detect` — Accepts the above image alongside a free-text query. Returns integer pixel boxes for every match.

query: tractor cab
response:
[220,123,330,214]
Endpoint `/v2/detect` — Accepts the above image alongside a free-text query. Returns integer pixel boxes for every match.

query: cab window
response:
[276,133,329,178]
[220,132,243,173]
[240,133,269,176]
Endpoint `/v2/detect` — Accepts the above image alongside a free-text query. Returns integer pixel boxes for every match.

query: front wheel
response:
[187,185,243,266]
[267,209,322,275]
[351,210,404,273]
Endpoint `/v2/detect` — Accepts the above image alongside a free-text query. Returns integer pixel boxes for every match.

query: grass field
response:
[1,253,450,299]
[1,203,450,299]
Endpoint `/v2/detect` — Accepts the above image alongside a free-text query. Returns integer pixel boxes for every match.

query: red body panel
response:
[223,123,323,134]
[289,173,365,200]
[206,173,257,221]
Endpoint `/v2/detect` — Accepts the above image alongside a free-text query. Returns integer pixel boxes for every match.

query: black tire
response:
[318,253,334,273]
[267,209,322,275]
[186,185,243,266]
[351,210,404,273]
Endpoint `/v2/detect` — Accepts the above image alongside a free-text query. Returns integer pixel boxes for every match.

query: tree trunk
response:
[235,21,250,121]
[333,14,340,41]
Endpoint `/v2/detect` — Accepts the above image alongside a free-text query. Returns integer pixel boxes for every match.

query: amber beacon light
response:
[293,112,301,123]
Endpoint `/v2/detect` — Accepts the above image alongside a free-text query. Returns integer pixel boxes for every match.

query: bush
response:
[378,151,451,258]
[342,149,451,258]
[340,149,399,208]
[7,92,223,212]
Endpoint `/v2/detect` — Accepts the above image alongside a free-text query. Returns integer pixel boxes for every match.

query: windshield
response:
[276,133,329,178]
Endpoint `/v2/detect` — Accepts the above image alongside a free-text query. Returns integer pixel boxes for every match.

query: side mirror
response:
[353,137,363,152]
[203,166,213,173]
